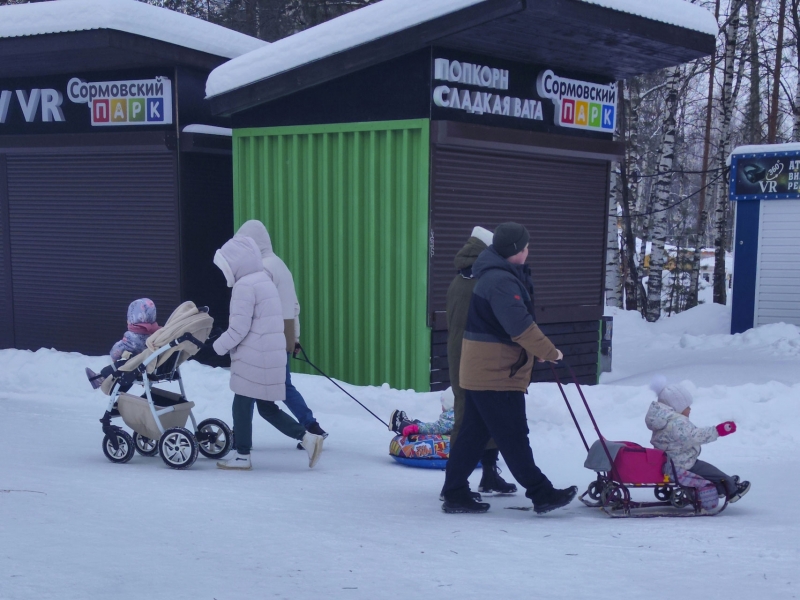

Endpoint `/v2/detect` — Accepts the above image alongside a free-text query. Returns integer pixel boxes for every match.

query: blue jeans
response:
[282,353,316,428]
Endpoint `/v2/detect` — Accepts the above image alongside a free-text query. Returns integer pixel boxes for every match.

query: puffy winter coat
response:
[446,236,488,407]
[110,298,160,361]
[417,409,455,436]
[460,247,558,392]
[236,220,301,352]
[645,401,719,471]
[212,235,287,401]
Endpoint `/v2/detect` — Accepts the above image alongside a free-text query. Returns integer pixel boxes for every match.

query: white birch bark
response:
[605,165,623,308]
[713,0,745,305]
[645,67,682,322]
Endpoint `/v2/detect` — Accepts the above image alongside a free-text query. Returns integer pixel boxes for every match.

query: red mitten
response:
[402,424,419,436]
[716,421,736,436]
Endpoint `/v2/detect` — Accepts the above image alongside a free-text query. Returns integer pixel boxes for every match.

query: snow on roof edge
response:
[730,143,800,157]
[183,124,232,136]
[0,0,267,60]
[577,0,719,37]
[206,0,718,100]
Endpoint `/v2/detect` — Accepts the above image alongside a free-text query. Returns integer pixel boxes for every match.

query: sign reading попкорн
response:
[536,70,616,133]
[432,58,544,121]
[67,76,173,126]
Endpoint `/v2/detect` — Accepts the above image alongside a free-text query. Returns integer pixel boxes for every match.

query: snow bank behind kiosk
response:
[0,0,265,358]
[206,0,717,391]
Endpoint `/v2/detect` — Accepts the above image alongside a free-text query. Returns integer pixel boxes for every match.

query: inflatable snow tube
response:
[389,434,449,469]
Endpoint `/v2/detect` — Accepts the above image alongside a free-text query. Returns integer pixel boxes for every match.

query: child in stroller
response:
[646,377,751,505]
[85,298,161,389]
[95,300,232,469]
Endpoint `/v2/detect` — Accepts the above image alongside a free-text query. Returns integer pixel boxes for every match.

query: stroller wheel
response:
[158,427,198,469]
[587,480,605,501]
[654,485,672,502]
[600,482,629,510]
[670,487,695,508]
[102,430,135,464]
[133,432,159,457]
[196,418,233,459]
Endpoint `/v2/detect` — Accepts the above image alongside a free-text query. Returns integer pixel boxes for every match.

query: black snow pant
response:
[689,459,737,497]
[442,389,552,503]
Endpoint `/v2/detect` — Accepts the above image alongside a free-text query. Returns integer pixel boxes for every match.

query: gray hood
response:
[645,401,676,432]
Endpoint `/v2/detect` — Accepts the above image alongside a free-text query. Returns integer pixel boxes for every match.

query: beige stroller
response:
[98,301,232,469]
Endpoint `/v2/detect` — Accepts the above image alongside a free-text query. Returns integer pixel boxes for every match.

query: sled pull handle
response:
[549,362,590,452]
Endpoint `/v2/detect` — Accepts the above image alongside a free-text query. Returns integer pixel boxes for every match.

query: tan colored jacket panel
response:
[459,323,557,392]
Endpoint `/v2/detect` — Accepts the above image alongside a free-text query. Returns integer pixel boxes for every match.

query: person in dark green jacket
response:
[446,227,517,496]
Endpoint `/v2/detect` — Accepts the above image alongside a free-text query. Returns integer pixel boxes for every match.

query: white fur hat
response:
[440,387,455,411]
[650,375,693,413]
[471,226,494,247]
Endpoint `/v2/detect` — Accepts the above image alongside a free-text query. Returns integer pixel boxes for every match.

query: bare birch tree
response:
[713,0,745,305]
[645,67,683,322]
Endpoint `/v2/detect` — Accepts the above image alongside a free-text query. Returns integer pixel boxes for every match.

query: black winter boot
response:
[442,491,490,514]
[533,486,578,514]
[389,410,408,434]
[478,449,518,495]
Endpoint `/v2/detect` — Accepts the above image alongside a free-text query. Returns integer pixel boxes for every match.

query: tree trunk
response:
[713,0,745,305]
[767,0,787,142]
[743,0,763,144]
[605,164,624,308]
[645,67,682,322]
[792,0,800,140]
[688,0,721,309]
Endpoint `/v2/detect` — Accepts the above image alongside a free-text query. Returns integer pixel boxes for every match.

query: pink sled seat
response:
[611,441,668,484]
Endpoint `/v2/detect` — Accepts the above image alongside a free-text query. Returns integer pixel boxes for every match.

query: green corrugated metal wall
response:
[233,120,431,391]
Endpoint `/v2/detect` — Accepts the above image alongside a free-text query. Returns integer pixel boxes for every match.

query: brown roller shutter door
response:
[6,149,180,355]
[0,156,13,348]
[430,145,608,323]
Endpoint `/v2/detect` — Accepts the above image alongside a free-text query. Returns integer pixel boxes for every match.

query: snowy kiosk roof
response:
[0,0,267,78]
[206,0,717,116]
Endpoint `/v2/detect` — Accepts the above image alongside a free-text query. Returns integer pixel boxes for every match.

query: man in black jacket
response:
[441,222,577,514]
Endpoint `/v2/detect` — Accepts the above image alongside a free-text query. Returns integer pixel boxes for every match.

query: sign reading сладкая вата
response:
[431,55,616,134]
[432,58,543,121]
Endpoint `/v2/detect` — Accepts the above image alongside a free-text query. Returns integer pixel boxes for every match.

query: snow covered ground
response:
[2,303,798,599]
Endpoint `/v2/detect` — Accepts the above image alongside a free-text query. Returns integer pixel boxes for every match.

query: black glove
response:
[292,342,303,358]
[205,326,223,347]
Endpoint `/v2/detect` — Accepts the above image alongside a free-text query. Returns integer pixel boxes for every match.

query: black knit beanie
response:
[492,222,530,258]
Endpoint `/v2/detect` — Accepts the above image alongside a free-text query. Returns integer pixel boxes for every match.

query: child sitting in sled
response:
[646,377,750,506]
[389,387,455,436]
[85,298,161,389]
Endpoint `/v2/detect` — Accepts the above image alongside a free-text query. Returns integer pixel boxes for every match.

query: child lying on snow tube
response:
[387,389,455,469]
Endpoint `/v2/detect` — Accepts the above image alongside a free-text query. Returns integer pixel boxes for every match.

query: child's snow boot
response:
[85,368,105,390]
[728,480,751,503]
[389,409,408,434]
[533,486,578,514]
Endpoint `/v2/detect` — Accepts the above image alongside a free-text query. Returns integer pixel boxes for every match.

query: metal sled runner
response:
[551,364,727,518]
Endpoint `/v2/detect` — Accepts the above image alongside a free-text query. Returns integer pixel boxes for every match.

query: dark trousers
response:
[231,394,306,455]
[442,389,552,502]
[689,459,737,496]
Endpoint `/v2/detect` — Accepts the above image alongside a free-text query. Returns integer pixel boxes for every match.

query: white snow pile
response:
[2,302,799,598]
[206,0,717,98]
[0,0,266,59]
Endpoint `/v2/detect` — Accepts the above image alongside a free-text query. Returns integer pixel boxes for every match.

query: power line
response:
[623,171,726,217]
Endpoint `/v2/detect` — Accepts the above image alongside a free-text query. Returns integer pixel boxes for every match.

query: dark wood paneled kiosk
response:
[0,0,264,358]
[206,0,717,390]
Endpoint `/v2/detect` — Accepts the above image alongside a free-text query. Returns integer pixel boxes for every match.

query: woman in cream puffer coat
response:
[212,235,323,470]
